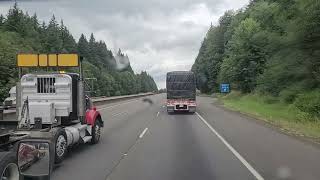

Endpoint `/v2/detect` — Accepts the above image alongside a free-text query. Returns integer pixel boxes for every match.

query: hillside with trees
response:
[192,0,320,121]
[0,3,157,101]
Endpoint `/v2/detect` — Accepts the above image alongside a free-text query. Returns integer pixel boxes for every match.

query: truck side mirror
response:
[17,139,52,180]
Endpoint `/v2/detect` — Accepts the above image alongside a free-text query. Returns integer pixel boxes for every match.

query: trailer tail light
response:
[167,100,174,105]
[187,100,196,106]
[37,77,56,94]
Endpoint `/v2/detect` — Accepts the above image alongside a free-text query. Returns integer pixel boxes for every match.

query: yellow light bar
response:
[58,54,79,67]
[17,54,38,67]
[39,54,48,66]
[48,54,57,66]
[17,54,79,67]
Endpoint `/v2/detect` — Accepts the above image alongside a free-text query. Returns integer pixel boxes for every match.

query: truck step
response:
[82,136,92,143]
[74,124,88,131]
[69,123,89,138]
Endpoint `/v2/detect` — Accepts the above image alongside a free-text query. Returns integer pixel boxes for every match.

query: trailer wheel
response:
[91,119,102,144]
[0,152,19,180]
[54,128,68,164]
[167,108,174,114]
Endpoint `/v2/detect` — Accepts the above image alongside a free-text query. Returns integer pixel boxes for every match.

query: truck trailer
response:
[0,53,104,180]
[166,71,196,113]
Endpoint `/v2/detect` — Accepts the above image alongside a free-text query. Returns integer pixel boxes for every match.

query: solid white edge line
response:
[139,128,148,139]
[195,112,264,180]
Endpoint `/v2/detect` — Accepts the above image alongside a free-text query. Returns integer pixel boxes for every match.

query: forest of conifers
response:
[0,4,158,101]
[192,0,319,119]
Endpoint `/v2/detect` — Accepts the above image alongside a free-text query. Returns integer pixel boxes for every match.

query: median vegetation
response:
[0,3,157,102]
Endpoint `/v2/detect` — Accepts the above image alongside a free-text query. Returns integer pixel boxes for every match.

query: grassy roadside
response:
[217,92,320,140]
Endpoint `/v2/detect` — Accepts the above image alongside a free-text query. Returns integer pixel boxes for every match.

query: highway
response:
[51,94,320,180]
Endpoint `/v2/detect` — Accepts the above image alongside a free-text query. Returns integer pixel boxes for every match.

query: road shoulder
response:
[196,95,320,179]
[211,97,320,147]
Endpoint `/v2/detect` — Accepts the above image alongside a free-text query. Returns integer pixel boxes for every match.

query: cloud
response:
[0,0,249,88]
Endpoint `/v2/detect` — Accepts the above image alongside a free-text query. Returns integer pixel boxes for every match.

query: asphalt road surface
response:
[51,94,320,180]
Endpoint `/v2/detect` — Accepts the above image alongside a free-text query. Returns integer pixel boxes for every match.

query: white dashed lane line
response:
[139,128,148,139]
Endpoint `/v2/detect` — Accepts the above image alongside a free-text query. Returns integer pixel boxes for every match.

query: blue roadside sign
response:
[220,84,230,93]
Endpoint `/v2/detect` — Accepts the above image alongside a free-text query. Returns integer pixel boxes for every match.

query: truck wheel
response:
[189,109,196,114]
[91,120,102,144]
[167,108,174,114]
[54,128,68,164]
[0,152,19,180]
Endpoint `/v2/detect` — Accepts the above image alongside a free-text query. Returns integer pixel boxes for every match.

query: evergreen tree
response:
[44,15,63,52]
[78,34,89,58]
[4,2,24,33]
[0,3,158,100]
[60,20,77,52]
[191,0,319,102]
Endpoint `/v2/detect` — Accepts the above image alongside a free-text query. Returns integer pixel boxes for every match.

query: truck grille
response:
[37,77,56,93]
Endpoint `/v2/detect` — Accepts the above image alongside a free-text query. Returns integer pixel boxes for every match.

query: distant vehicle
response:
[166,71,196,113]
[3,86,16,109]
[158,88,167,93]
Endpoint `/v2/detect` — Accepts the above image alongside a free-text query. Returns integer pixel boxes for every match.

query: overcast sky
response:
[0,0,249,88]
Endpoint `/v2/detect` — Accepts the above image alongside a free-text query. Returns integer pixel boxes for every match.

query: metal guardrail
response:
[0,92,155,116]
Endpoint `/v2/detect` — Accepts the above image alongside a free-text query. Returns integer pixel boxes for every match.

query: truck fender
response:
[86,108,103,127]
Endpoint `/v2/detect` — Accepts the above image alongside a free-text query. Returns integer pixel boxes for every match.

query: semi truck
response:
[0,53,104,180]
[166,71,196,113]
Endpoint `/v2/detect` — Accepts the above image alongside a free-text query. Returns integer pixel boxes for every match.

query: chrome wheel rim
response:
[94,124,101,142]
[56,135,67,157]
[1,163,19,180]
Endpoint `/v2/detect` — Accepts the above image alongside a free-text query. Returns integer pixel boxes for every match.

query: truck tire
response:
[189,109,196,114]
[167,108,174,114]
[0,152,19,180]
[54,128,68,164]
[91,120,102,144]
